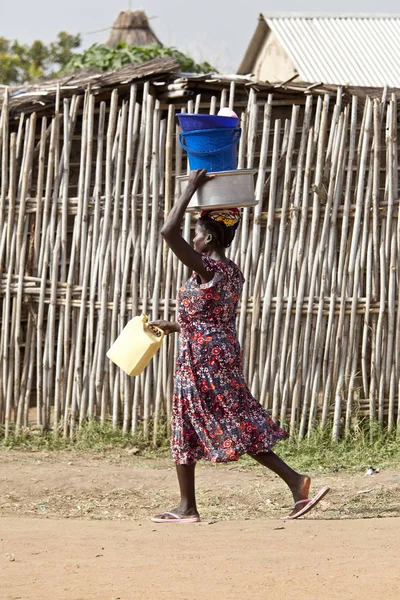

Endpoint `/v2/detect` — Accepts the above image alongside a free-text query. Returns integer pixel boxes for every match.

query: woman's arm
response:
[161,169,212,281]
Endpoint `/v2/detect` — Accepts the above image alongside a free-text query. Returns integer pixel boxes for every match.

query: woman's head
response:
[193,209,240,253]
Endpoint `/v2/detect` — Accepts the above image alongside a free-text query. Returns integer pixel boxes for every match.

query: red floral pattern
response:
[171,255,288,465]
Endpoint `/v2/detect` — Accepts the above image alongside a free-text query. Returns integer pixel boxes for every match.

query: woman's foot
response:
[288,474,311,515]
[284,485,330,520]
[152,507,200,523]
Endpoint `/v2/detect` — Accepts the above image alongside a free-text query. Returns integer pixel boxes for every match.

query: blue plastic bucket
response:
[177,113,240,131]
[179,127,241,172]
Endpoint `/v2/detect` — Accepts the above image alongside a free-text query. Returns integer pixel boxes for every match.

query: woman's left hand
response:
[150,320,180,335]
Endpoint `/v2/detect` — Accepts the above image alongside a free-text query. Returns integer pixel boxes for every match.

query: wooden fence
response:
[0,82,399,441]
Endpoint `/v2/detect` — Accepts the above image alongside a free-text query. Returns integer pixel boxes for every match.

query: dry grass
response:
[1,447,399,522]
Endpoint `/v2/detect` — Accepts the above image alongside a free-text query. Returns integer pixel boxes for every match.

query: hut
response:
[238,13,400,87]
[105,9,162,48]
[0,60,399,440]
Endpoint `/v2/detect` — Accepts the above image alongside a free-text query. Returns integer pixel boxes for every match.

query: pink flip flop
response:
[282,486,330,520]
[151,511,201,524]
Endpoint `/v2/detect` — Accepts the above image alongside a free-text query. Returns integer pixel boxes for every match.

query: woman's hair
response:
[197,215,239,248]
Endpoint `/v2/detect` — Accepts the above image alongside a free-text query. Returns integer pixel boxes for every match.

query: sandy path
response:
[1,451,399,599]
[1,516,399,600]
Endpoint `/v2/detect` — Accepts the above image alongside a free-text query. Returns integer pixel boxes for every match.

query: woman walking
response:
[152,169,329,523]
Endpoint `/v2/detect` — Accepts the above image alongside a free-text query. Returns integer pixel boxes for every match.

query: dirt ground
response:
[1,451,400,600]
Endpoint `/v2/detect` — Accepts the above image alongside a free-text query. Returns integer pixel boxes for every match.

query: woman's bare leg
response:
[153,463,199,520]
[249,451,310,504]
[175,463,199,515]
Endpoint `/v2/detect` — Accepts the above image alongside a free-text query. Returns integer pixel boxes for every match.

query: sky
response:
[1,0,399,72]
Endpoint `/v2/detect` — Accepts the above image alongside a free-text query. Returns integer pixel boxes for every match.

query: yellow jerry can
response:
[106,314,164,377]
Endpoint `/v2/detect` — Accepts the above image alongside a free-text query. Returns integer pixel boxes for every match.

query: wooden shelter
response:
[238,13,400,87]
[105,10,162,48]
[0,61,399,440]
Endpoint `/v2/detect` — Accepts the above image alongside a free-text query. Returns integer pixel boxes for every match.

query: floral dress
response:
[171,255,288,465]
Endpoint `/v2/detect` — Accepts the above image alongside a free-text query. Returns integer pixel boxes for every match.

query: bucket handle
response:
[179,128,241,157]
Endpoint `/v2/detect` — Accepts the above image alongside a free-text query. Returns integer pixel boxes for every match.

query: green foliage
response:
[0,33,215,86]
[272,421,400,473]
[0,419,170,454]
[49,31,81,68]
[0,31,81,85]
[64,42,216,74]
[0,38,21,85]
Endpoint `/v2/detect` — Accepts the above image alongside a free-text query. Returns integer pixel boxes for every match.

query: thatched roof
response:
[3,57,179,116]
[2,59,396,119]
[106,10,162,48]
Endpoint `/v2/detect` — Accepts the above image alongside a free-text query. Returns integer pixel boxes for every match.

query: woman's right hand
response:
[187,168,211,193]
[150,320,180,335]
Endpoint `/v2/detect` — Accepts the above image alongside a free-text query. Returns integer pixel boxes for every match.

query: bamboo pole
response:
[0,88,9,253]
[302,111,346,436]
[308,95,329,278]
[251,97,272,271]
[14,115,36,415]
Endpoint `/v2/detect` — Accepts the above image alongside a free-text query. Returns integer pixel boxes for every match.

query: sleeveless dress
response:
[171,255,288,465]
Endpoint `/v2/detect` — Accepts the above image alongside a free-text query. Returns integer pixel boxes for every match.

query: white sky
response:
[1,0,399,72]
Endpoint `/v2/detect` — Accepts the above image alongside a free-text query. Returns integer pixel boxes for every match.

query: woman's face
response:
[193,222,211,253]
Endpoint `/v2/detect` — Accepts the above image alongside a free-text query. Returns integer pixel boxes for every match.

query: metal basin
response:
[176,169,258,212]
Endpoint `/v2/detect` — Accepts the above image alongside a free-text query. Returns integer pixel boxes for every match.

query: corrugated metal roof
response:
[264,14,400,87]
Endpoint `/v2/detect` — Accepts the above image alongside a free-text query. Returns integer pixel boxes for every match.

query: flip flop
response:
[282,486,330,520]
[151,511,201,524]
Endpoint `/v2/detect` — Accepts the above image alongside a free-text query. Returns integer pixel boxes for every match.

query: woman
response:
[151,169,329,523]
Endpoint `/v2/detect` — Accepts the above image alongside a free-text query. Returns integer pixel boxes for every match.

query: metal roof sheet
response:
[264,15,400,87]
